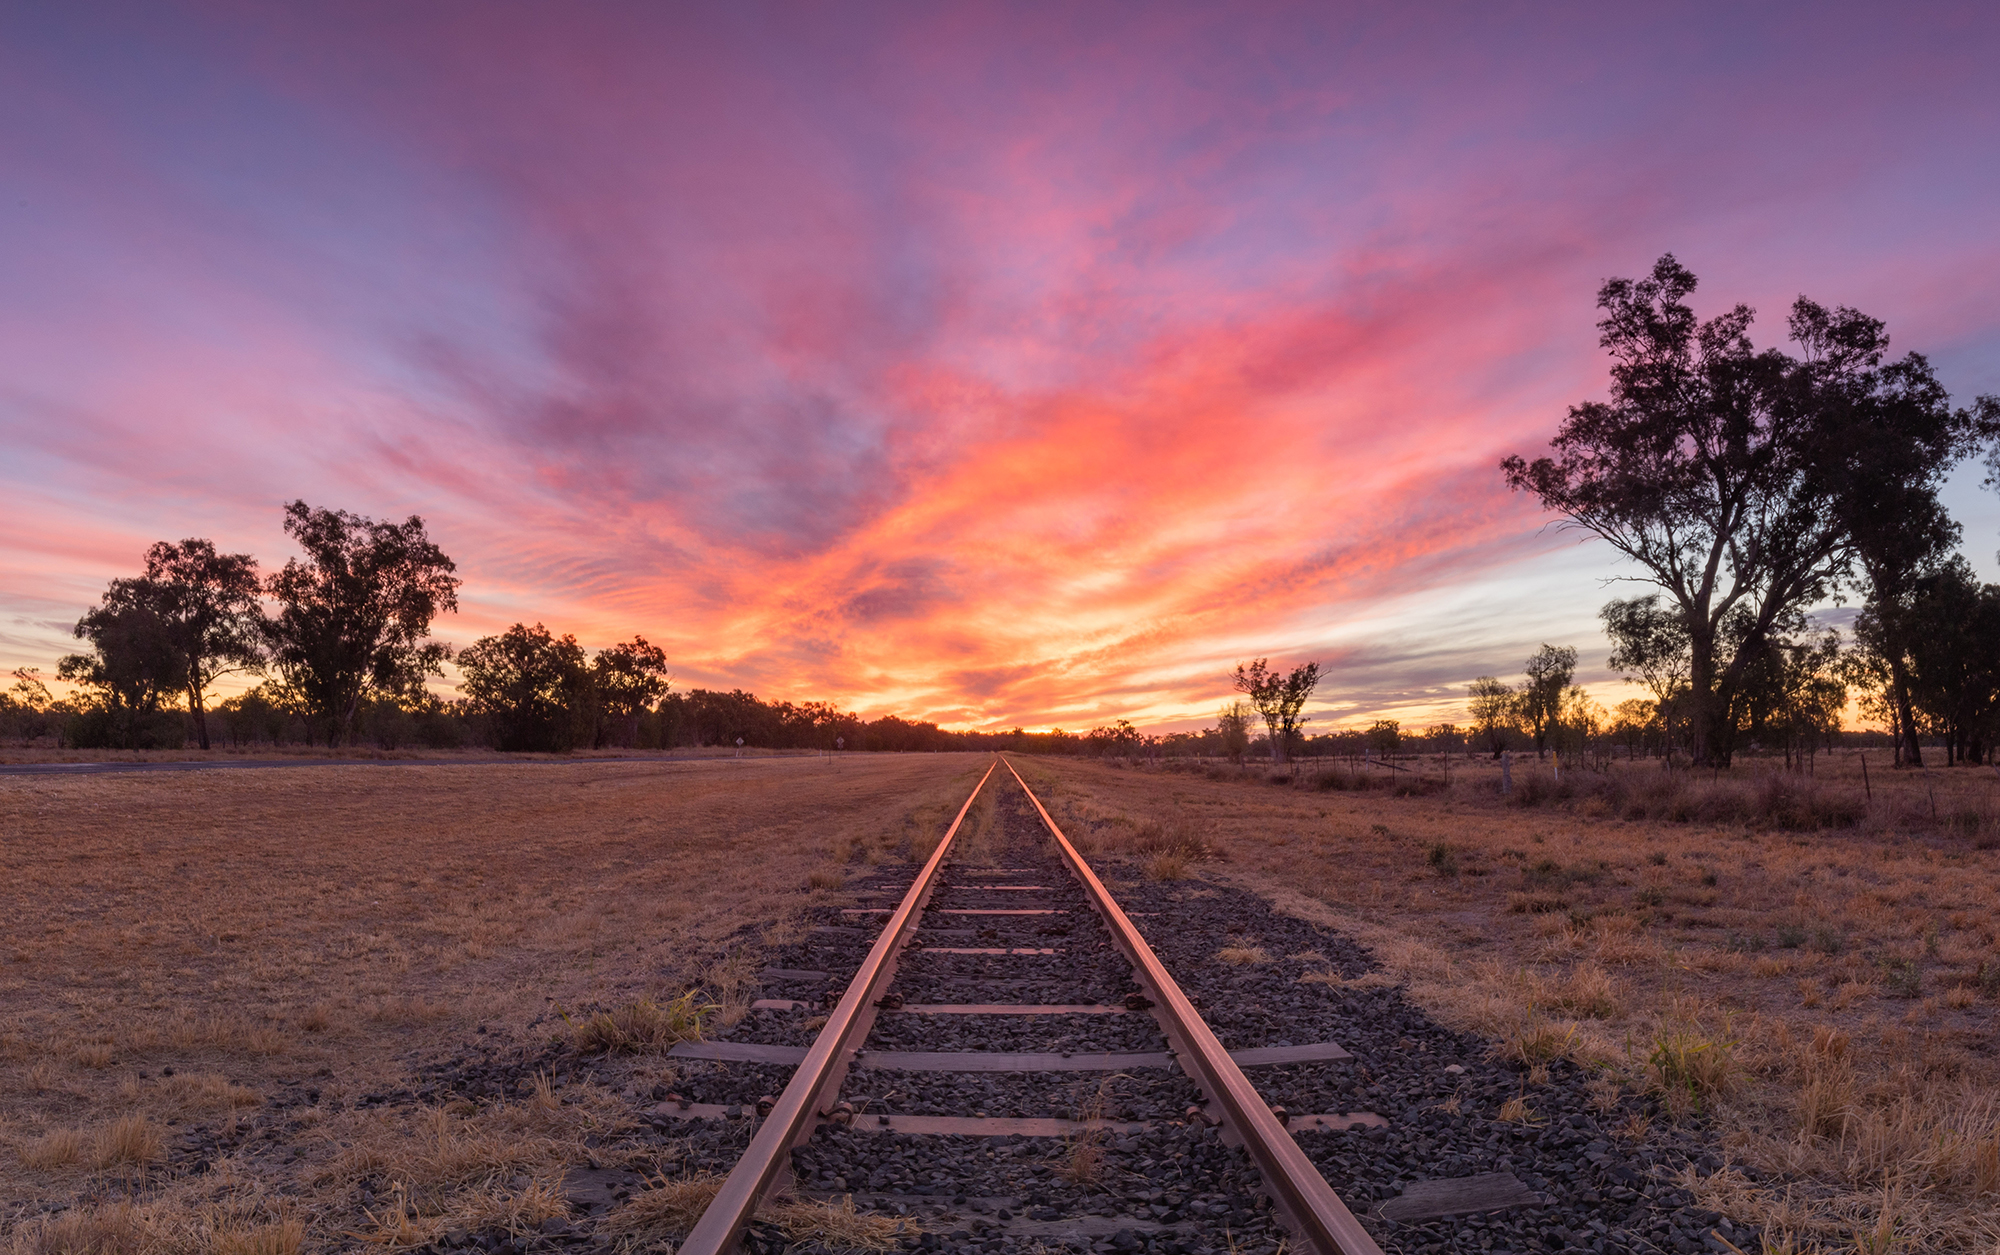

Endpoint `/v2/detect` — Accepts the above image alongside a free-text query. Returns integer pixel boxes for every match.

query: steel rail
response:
[677,759,999,1255]
[1001,757,1386,1255]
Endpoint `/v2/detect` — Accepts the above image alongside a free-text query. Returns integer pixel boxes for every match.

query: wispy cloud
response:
[2,3,1996,727]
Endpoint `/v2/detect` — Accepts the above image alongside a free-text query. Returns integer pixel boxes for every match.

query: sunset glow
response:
[5,4,1998,730]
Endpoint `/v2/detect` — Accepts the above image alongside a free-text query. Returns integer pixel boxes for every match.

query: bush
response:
[1496,763,1869,832]
[64,707,187,749]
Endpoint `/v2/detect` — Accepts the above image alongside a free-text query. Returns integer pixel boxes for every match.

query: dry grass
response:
[1145,850,1191,881]
[1496,1095,1537,1124]
[9,1198,305,1255]
[1217,945,1271,966]
[1060,1074,1126,1186]
[568,991,716,1055]
[599,1173,916,1251]
[1012,753,2000,1254]
[18,1116,166,1173]
[0,754,987,1252]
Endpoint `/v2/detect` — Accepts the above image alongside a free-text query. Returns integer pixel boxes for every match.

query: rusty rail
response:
[676,759,999,1255]
[1001,757,1386,1255]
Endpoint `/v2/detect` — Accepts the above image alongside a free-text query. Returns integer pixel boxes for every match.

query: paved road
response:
[0,753,816,776]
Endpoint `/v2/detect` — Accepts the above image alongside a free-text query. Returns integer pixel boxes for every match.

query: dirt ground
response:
[5,749,1997,1254]
[1011,752,2000,1254]
[0,753,985,1253]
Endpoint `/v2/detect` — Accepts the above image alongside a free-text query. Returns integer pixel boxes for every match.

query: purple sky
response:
[3,3,1997,730]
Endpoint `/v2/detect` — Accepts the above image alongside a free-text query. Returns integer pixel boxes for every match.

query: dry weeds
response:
[1217,945,1272,967]
[598,1173,915,1250]
[1013,753,2000,1254]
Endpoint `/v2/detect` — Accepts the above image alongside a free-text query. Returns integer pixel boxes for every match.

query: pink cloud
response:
[3,3,1997,727]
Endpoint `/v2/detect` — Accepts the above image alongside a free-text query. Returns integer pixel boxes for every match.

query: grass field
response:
[1011,751,2000,1254]
[4,749,1996,1253]
[0,753,985,1253]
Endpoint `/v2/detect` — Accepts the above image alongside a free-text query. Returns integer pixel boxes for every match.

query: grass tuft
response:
[570,990,716,1055]
[601,1174,916,1251]
[1649,1008,1737,1115]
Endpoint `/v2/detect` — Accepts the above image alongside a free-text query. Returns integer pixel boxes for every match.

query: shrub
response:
[1427,842,1459,878]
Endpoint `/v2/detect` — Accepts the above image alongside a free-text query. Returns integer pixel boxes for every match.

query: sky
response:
[3,2,1998,733]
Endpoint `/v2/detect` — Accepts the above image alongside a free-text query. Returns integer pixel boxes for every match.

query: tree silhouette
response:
[458,622,592,751]
[1233,658,1320,766]
[264,502,459,746]
[593,637,671,748]
[60,582,186,747]
[1808,305,1999,766]
[1215,700,1251,764]
[1516,644,1577,760]
[137,539,264,750]
[1466,676,1514,758]
[1502,255,1986,765]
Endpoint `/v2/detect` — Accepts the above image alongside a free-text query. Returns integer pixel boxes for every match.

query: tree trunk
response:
[188,678,211,751]
[338,687,363,749]
[1887,657,1921,767]
[1687,632,1718,767]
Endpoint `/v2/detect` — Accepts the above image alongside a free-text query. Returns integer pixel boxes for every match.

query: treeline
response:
[1,502,1088,754]
[16,503,457,750]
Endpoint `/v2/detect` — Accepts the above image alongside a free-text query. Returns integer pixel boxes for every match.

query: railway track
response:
[653,759,1404,1254]
[635,758,1723,1255]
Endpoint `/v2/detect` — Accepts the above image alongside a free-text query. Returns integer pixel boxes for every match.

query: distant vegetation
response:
[7,258,1999,763]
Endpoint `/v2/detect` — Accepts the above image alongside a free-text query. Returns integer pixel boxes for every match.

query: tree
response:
[1610,698,1656,758]
[1760,630,1846,768]
[1551,686,1604,762]
[1216,700,1251,764]
[1602,594,1692,757]
[1467,676,1514,758]
[1515,644,1577,760]
[1233,658,1321,765]
[1802,301,1998,767]
[1502,255,1952,765]
[1856,558,2000,765]
[60,581,187,748]
[133,539,264,750]
[7,668,52,713]
[1424,722,1465,757]
[1365,718,1401,757]
[1,668,61,745]
[457,622,592,751]
[263,502,460,746]
[592,637,671,748]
